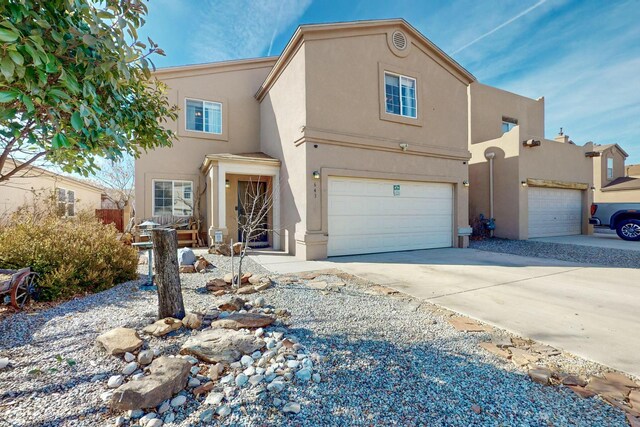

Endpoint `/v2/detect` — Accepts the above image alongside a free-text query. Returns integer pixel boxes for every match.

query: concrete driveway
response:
[531,232,640,251]
[253,248,639,376]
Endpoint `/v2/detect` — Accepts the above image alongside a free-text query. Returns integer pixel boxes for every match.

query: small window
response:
[607,157,614,179]
[186,99,222,134]
[384,72,417,118]
[56,188,75,217]
[502,117,518,133]
[153,180,193,216]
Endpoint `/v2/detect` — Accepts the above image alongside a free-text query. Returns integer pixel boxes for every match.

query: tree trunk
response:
[152,228,185,319]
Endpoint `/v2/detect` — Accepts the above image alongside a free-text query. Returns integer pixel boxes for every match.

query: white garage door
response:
[528,187,582,238]
[327,177,453,257]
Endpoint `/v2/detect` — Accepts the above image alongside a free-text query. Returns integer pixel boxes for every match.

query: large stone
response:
[96,328,143,355]
[194,256,210,273]
[236,285,256,295]
[478,342,510,359]
[232,242,243,255]
[210,313,275,330]
[180,329,264,363]
[214,295,245,311]
[206,278,229,292]
[179,265,196,274]
[111,357,191,410]
[182,312,203,329]
[223,273,234,284]
[528,366,552,385]
[177,248,196,266]
[586,376,630,400]
[509,348,540,367]
[603,372,640,390]
[448,316,492,333]
[143,318,183,337]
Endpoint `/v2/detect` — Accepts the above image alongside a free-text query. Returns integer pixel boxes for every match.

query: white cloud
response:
[192,0,312,62]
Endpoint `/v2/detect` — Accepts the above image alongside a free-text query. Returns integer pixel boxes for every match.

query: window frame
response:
[56,187,76,217]
[501,117,518,133]
[384,71,418,119]
[607,157,614,180]
[184,98,223,135]
[152,179,194,217]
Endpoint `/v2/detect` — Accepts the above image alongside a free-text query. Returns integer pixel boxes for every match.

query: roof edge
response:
[154,56,279,77]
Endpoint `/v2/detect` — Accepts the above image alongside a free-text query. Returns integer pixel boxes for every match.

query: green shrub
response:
[0,198,138,301]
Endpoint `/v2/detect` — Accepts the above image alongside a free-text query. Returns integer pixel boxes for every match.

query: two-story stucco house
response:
[135,19,476,259]
[468,83,595,240]
[591,144,640,203]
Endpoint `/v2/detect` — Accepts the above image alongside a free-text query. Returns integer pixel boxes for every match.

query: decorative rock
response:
[296,368,312,381]
[471,404,482,414]
[528,366,552,385]
[220,373,234,384]
[249,374,264,385]
[255,280,273,291]
[561,375,587,387]
[147,419,163,427]
[282,402,301,414]
[241,272,252,283]
[244,366,256,376]
[139,413,157,425]
[237,285,257,295]
[206,278,229,292]
[114,416,125,426]
[122,361,139,376]
[170,394,187,407]
[287,360,300,369]
[478,342,511,359]
[253,296,266,308]
[205,392,225,405]
[110,357,191,410]
[163,412,175,424]
[240,355,254,367]
[142,318,183,337]
[158,400,170,414]
[124,352,136,362]
[194,381,215,395]
[188,377,201,388]
[178,247,197,266]
[138,350,155,366]
[210,313,275,330]
[214,295,245,311]
[128,409,144,419]
[200,408,214,422]
[190,366,200,375]
[223,273,234,284]
[183,355,198,364]
[97,328,143,355]
[101,391,114,402]
[108,375,124,388]
[179,264,196,273]
[235,373,249,387]
[273,397,282,407]
[181,329,265,363]
[248,275,264,285]
[217,404,232,417]
[267,381,285,393]
[194,256,210,273]
[182,312,203,329]
[312,373,321,383]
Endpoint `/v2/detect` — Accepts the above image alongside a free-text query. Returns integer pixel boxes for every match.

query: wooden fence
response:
[96,209,124,232]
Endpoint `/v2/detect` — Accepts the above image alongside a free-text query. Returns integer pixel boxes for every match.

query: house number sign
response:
[393,184,400,196]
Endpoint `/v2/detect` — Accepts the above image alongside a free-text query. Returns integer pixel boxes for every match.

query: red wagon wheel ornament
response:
[11,273,38,309]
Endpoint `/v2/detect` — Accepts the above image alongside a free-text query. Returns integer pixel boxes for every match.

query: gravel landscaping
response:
[471,238,640,269]
[0,253,632,426]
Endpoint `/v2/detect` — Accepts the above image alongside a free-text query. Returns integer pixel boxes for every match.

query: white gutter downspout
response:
[485,152,496,237]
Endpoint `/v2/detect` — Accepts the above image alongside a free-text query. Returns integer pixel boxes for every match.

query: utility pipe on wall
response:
[485,152,496,237]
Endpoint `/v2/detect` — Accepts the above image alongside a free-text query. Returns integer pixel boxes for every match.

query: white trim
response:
[384,71,417,119]
[606,157,614,180]
[152,179,194,217]
[184,97,223,135]
[217,161,281,250]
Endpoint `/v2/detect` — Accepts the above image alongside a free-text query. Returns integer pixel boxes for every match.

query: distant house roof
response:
[602,176,640,192]
[2,159,105,193]
[593,143,629,157]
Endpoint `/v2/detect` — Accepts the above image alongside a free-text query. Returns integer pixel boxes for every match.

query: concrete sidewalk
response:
[251,248,639,376]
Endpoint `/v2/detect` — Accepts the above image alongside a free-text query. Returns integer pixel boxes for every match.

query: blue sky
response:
[140,0,640,163]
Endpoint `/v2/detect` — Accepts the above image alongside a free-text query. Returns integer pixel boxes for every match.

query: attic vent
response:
[392,31,407,50]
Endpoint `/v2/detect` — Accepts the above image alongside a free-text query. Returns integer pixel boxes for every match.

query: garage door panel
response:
[328,177,453,256]
[528,187,582,238]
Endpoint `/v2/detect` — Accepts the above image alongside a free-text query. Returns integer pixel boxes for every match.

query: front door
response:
[237,180,269,247]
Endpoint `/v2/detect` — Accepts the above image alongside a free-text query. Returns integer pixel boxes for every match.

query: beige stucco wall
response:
[0,170,102,217]
[469,125,593,239]
[259,44,308,255]
[593,146,640,202]
[469,82,544,145]
[134,59,276,224]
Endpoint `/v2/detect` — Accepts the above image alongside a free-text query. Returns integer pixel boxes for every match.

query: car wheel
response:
[616,219,640,241]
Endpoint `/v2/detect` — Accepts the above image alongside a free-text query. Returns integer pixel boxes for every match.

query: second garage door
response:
[528,187,582,238]
[327,177,453,257]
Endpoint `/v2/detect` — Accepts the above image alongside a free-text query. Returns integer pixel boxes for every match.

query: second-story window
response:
[607,157,614,179]
[502,117,518,133]
[384,72,417,118]
[186,99,222,134]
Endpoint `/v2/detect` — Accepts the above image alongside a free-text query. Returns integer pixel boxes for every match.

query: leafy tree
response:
[0,0,177,183]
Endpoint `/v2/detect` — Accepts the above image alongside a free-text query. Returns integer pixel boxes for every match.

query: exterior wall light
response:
[521,181,528,187]
[225,179,230,188]
[591,186,596,192]
[463,180,469,187]
[312,171,320,179]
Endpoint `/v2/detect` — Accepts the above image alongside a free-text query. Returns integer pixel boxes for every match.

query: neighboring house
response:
[135,19,475,259]
[591,144,640,202]
[0,161,104,217]
[468,83,594,240]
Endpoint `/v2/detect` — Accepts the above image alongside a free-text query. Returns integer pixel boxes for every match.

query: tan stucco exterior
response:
[135,19,474,259]
[468,83,594,239]
[0,163,103,217]
[592,145,640,202]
